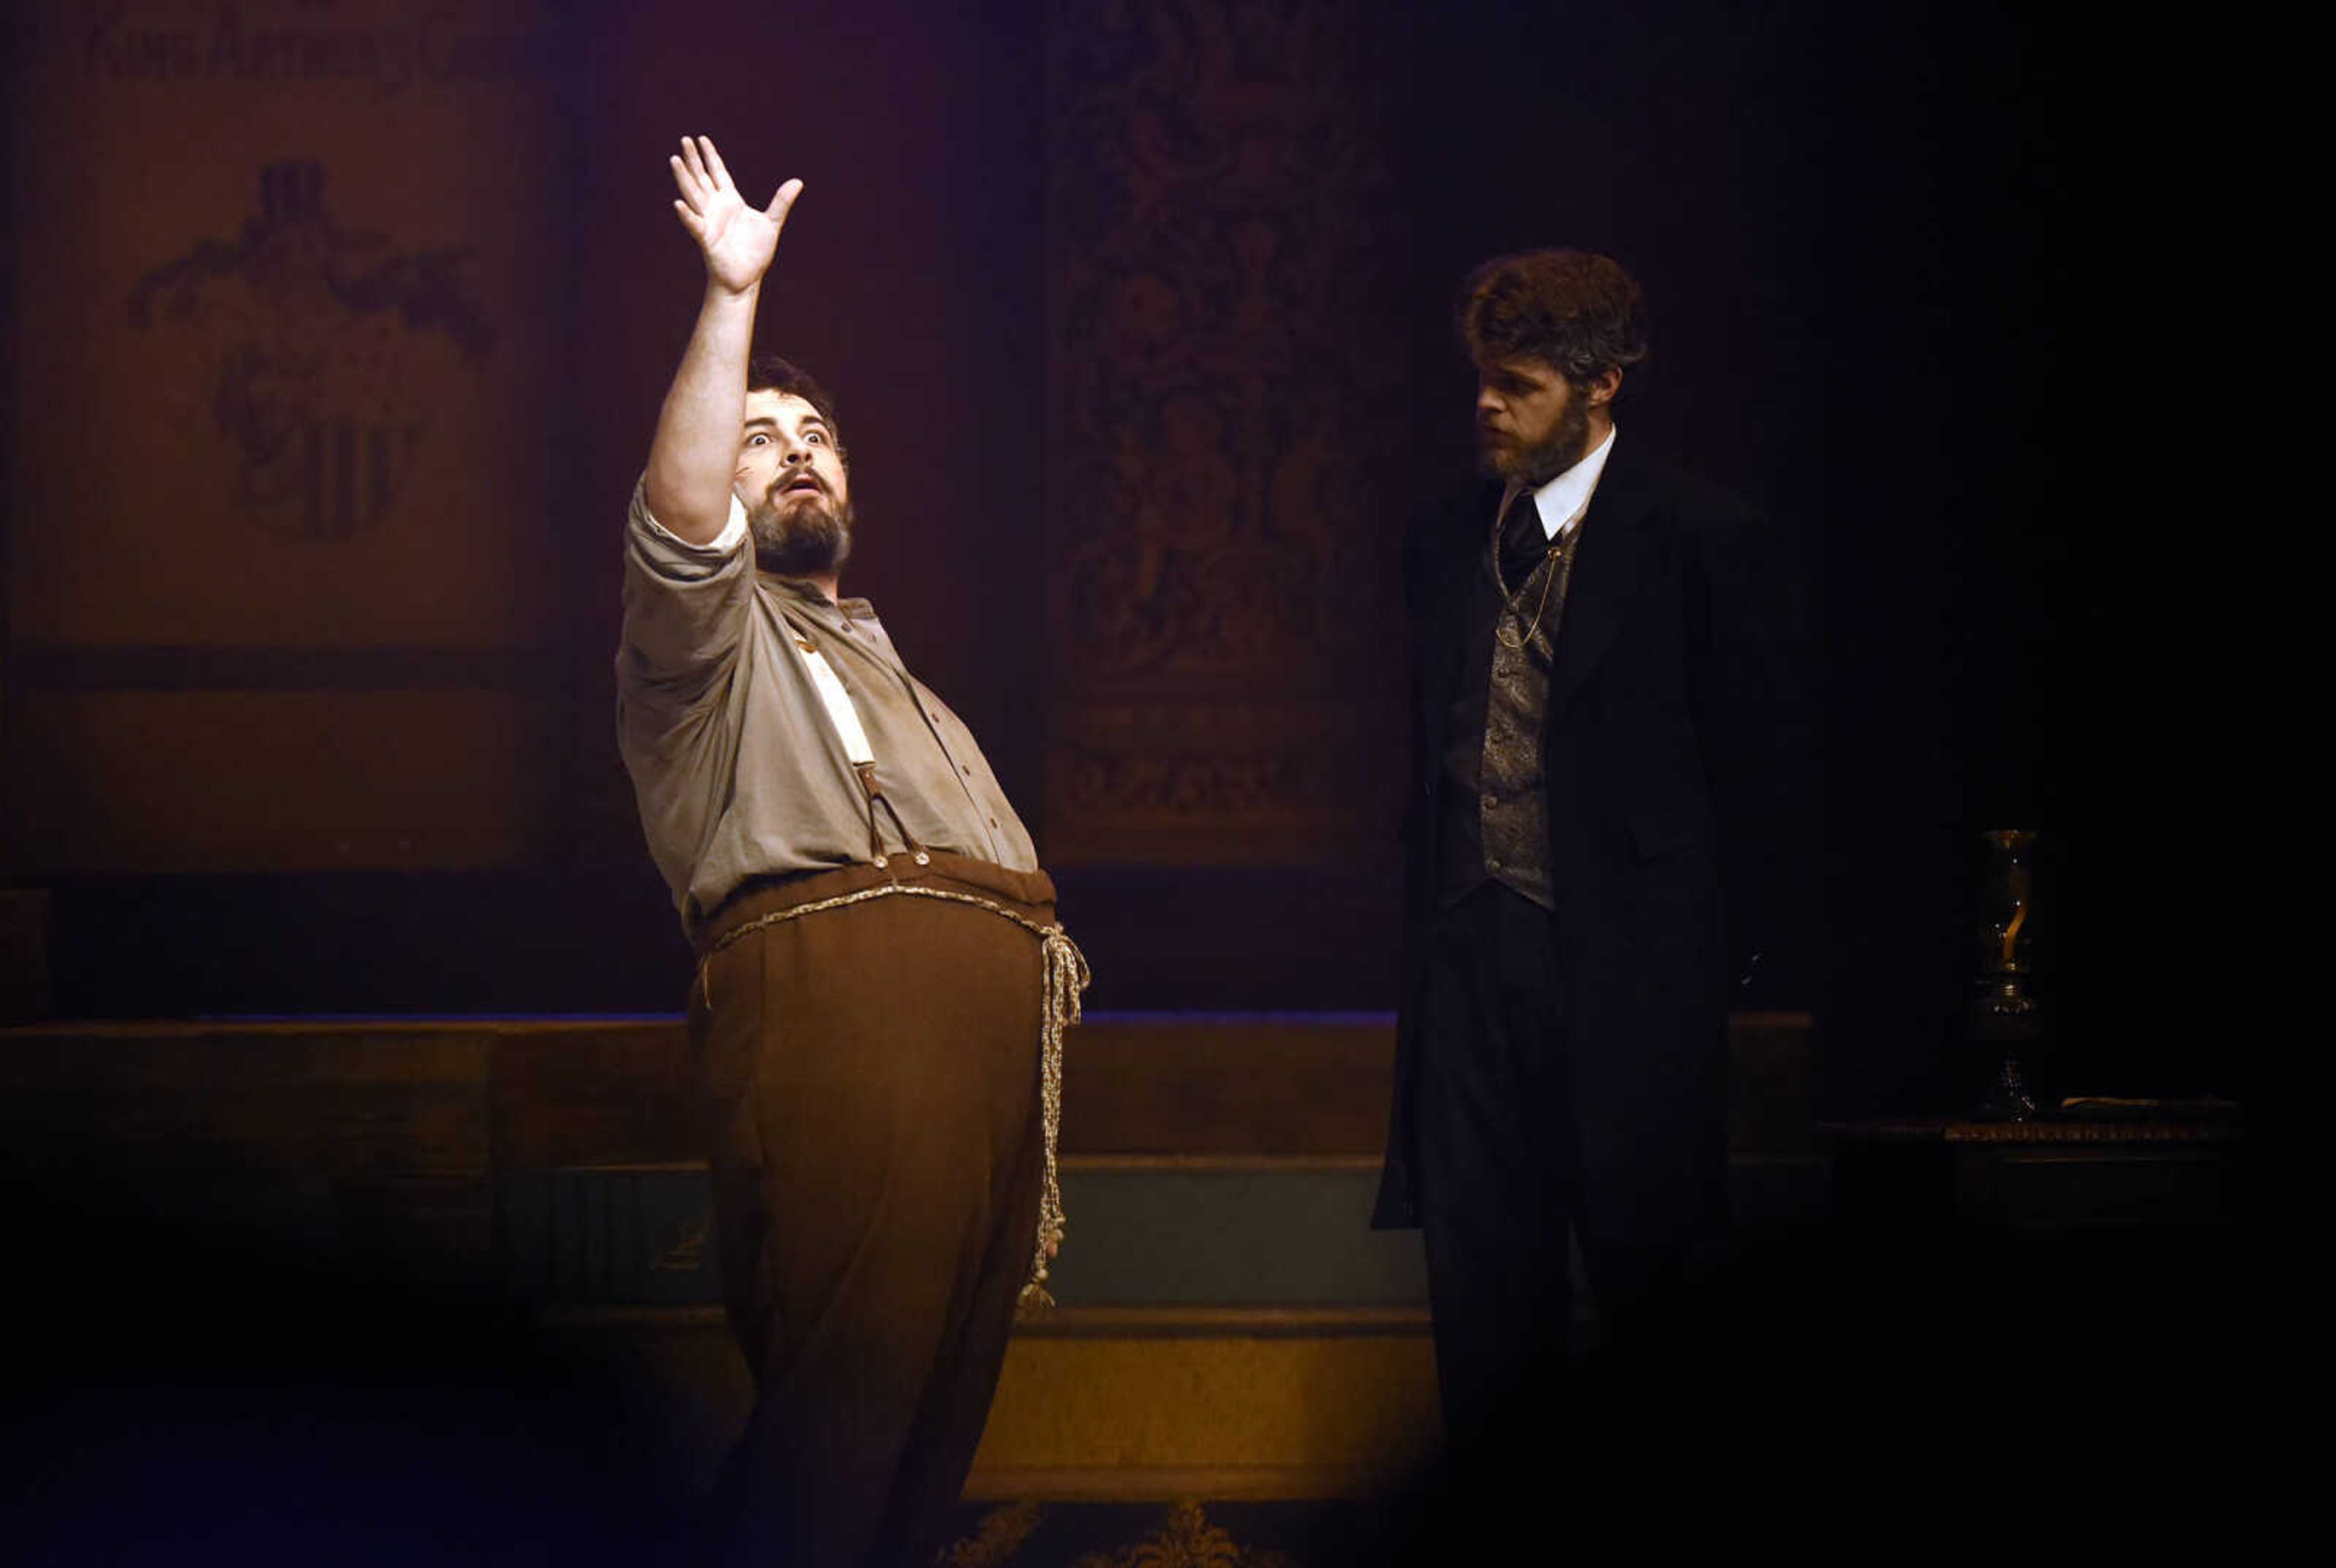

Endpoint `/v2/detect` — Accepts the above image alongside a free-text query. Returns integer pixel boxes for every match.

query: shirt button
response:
[1487,856,1503,871]
[961,765,972,776]
[989,817,999,828]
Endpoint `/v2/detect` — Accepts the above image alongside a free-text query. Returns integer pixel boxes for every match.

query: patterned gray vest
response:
[1435,488,1587,911]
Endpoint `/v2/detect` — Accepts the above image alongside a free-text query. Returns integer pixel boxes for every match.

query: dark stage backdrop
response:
[2,3,2209,1108]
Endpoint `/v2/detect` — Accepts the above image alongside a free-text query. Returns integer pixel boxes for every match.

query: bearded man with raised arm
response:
[614,136,1084,1568]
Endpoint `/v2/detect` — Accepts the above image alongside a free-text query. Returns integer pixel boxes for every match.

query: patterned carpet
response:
[933,1499,1378,1568]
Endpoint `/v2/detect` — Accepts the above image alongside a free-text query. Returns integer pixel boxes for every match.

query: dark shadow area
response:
[38,869,694,1018]
[1,1165,687,1564]
[1356,1222,2255,1558]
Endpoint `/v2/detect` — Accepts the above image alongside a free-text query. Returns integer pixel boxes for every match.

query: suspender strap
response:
[793,634,873,763]
[794,633,924,864]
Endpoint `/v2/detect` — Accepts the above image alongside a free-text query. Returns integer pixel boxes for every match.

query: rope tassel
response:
[1017,924,1091,1316]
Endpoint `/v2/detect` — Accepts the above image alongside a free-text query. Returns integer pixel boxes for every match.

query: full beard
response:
[748,490,855,578]
[1479,394,1593,490]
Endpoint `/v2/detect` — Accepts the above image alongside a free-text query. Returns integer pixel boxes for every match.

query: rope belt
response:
[701,880,1091,1313]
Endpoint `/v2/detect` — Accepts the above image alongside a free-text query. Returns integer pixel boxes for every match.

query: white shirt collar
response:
[1531,424,1616,539]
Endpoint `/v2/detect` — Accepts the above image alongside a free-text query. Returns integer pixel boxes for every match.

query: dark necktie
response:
[1496,488,1550,592]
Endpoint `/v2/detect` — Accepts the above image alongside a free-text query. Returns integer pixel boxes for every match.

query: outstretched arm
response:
[642,136,803,545]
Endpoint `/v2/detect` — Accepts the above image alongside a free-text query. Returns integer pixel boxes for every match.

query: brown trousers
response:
[688,853,1054,1567]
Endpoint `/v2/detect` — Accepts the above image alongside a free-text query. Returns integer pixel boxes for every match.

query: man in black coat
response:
[1372,251,1811,1446]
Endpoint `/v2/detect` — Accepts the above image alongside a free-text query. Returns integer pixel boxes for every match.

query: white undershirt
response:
[1532,425,1616,539]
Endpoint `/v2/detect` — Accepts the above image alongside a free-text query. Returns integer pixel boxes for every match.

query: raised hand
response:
[669,135,802,296]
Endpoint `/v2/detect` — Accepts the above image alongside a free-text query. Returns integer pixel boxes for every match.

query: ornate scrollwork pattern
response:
[1044,0,1408,859]
[1068,1501,1301,1568]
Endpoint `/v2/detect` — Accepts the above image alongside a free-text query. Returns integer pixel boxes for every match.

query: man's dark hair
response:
[746,353,846,458]
[1458,249,1650,394]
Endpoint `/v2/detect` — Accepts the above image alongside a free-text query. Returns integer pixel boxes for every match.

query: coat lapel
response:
[1415,484,1498,749]
[1548,436,1669,715]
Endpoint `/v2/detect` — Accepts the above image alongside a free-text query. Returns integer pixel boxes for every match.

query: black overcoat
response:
[1371,436,1812,1255]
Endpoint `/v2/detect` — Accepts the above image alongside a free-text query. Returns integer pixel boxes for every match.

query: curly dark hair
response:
[746,353,846,459]
[1458,249,1649,394]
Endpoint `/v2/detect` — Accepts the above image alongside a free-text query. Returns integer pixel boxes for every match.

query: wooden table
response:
[1822,1114,2242,1233]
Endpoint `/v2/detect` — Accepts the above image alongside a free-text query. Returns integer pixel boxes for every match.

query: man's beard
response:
[1480,393,1593,490]
[748,488,855,578]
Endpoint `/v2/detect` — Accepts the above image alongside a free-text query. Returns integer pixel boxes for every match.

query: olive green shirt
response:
[616,479,1038,925]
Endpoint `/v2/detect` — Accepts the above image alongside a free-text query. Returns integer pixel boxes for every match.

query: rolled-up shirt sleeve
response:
[619,476,753,694]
